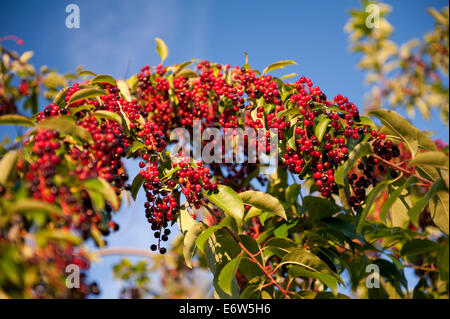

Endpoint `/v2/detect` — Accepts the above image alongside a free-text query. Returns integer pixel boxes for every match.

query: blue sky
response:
[1,0,448,298]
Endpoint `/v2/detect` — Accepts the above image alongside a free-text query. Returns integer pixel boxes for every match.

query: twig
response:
[371,153,433,187]
[202,202,292,297]
[404,262,439,273]
[95,247,154,258]
[222,226,292,298]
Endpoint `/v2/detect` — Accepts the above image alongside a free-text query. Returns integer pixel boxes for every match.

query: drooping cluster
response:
[16,60,403,260]
[133,61,402,224]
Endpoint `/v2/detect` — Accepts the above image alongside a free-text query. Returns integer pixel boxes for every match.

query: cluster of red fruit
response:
[16,60,403,260]
[24,82,134,243]
[135,62,399,212]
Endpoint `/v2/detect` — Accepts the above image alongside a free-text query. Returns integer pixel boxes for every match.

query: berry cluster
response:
[15,61,405,262]
[23,82,134,242]
[132,62,404,229]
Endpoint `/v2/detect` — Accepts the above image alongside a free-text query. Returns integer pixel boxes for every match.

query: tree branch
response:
[95,247,154,258]
[372,153,434,187]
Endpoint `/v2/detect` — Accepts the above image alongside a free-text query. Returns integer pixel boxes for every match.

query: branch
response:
[222,226,292,298]
[404,262,439,273]
[94,247,154,258]
[371,153,434,187]
[201,201,292,298]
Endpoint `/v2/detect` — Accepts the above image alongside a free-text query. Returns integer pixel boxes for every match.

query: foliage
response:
[0,3,449,299]
[345,1,449,123]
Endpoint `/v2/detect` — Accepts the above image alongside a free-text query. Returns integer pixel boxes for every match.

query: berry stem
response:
[371,153,434,187]
[222,226,292,298]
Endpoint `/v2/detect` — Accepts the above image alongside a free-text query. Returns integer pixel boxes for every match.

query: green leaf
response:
[90,74,117,86]
[314,115,331,142]
[338,188,351,211]
[117,101,132,136]
[285,183,301,205]
[408,179,448,231]
[82,179,106,212]
[303,196,342,220]
[357,179,394,234]
[0,150,18,185]
[196,225,221,254]
[218,257,241,295]
[128,74,139,91]
[174,61,193,75]
[130,141,147,153]
[205,229,241,298]
[130,173,144,201]
[289,265,339,293]
[262,60,297,74]
[68,87,107,104]
[263,237,297,259]
[183,222,204,268]
[439,240,449,281]
[409,151,449,170]
[155,38,169,63]
[117,80,132,101]
[280,73,299,80]
[369,109,437,156]
[277,107,301,119]
[36,229,81,247]
[160,166,181,182]
[78,70,97,77]
[239,190,287,220]
[274,220,298,238]
[267,168,288,198]
[204,185,245,223]
[177,206,197,235]
[36,116,93,143]
[287,125,296,151]
[93,110,123,125]
[279,247,343,284]
[429,188,449,235]
[90,225,105,248]
[177,69,198,78]
[0,114,35,127]
[98,178,120,211]
[244,206,263,221]
[379,176,417,222]
[196,217,239,254]
[357,115,377,129]
[53,87,69,107]
[69,103,94,115]
[373,259,408,290]
[401,239,440,258]
[10,199,63,216]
